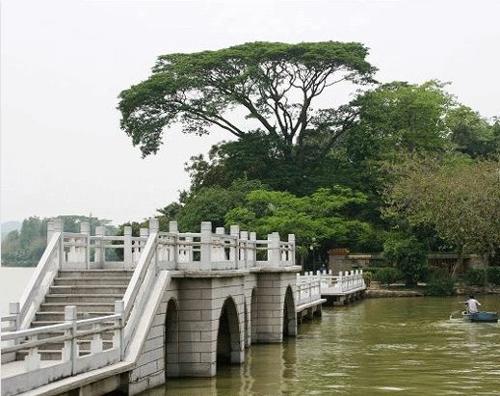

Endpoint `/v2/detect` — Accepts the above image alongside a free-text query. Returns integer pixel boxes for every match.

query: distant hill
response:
[1,221,22,241]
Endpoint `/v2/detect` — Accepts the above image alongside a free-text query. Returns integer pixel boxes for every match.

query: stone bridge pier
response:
[129,268,298,392]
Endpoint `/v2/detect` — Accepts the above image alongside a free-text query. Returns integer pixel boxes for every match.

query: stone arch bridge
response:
[1,218,364,395]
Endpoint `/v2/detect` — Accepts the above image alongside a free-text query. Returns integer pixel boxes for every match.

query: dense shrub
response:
[426,276,456,296]
[464,268,486,286]
[374,267,403,287]
[363,271,373,288]
[487,267,500,286]
[383,233,428,287]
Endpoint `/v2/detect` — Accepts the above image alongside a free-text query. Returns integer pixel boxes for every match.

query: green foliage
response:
[346,81,454,156]
[464,268,487,286]
[118,41,375,158]
[447,106,500,158]
[117,42,500,267]
[363,271,373,288]
[383,233,428,286]
[173,179,266,231]
[224,187,373,254]
[426,275,456,296]
[1,215,113,267]
[384,156,500,266]
[486,267,500,286]
[373,267,403,287]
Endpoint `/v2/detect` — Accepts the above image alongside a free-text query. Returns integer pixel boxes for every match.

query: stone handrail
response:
[122,229,158,317]
[26,218,296,272]
[296,273,322,307]
[1,305,123,395]
[316,270,366,294]
[61,232,147,270]
[16,231,62,330]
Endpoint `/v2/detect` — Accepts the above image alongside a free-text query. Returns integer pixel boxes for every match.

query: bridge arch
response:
[165,298,179,378]
[283,285,297,337]
[216,296,243,365]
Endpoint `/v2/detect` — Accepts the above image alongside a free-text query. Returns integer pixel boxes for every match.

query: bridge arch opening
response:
[283,285,297,337]
[165,298,179,378]
[251,288,257,344]
[216,297,242,365]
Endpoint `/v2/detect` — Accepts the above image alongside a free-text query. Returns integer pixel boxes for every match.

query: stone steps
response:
[58,270,134,278]
[49,285,128,295]
[39,303,116,312]
[45,294,124,304]
[53,277,131,286]
[35,311,114,322]
[15,269,132,362]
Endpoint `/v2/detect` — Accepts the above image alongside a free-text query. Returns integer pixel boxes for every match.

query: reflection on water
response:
[142,296,500,395]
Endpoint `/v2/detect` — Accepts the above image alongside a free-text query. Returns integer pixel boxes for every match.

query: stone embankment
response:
[366,289,424,298]
[366,284,500,298]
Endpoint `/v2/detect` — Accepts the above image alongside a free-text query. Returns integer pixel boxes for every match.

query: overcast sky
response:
[1,0,499,225]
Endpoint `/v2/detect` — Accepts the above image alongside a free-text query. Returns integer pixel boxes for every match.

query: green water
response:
[145,296,500,395]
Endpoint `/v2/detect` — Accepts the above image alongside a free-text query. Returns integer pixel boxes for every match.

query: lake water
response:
[1,269,499,395]
[0,267,34,314]
[144,296,500,396]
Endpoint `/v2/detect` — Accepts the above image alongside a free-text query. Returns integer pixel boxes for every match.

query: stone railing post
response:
[169,221,179,268]
[149,217,159,233]
[47,220,56,244]
[288,234,295,266]
[240,231,248,269]
[48,218,64,268]
[267,232,281,267]
[114,300,125,360]
[56,218,65,268]
[338,271,343,292]
[230,225,240,269]
[95,226,105,268]
[64,305,78,375]
[9,302,20,332]
[215,227,225,262]
[200,221,212,271]
[149,218,159,269]
[123,226,132,269]
[80,221,90,269]
[249,232,257,266]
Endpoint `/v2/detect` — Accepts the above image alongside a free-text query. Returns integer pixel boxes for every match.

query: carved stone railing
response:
[316,270,366,294]
[296,273,322,307]
[1,304,123,394]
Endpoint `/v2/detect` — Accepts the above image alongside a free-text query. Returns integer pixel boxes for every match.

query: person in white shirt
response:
[465,295,481,313]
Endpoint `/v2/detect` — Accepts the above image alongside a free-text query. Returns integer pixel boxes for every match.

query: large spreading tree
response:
[118,41,376,162]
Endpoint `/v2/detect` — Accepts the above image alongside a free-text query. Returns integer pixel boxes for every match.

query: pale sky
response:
[1,0,499,225]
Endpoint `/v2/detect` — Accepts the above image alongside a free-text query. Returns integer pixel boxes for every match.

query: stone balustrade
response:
[55,218,295,271]
[297,269,366,296]
[296,273,322,306]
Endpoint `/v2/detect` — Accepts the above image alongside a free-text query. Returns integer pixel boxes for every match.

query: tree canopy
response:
[118,41,376,159]
[224,187,379,256]
[384,156,500,267]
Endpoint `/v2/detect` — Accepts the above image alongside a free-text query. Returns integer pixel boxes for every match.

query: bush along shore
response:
[363,267,500,298]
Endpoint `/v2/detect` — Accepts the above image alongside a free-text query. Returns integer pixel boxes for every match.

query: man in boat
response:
[465,295,481,314]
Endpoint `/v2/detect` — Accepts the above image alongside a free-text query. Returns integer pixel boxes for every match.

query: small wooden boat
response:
[462,311,499,323]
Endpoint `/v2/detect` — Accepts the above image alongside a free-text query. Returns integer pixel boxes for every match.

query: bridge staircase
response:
[16,270,133,362]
